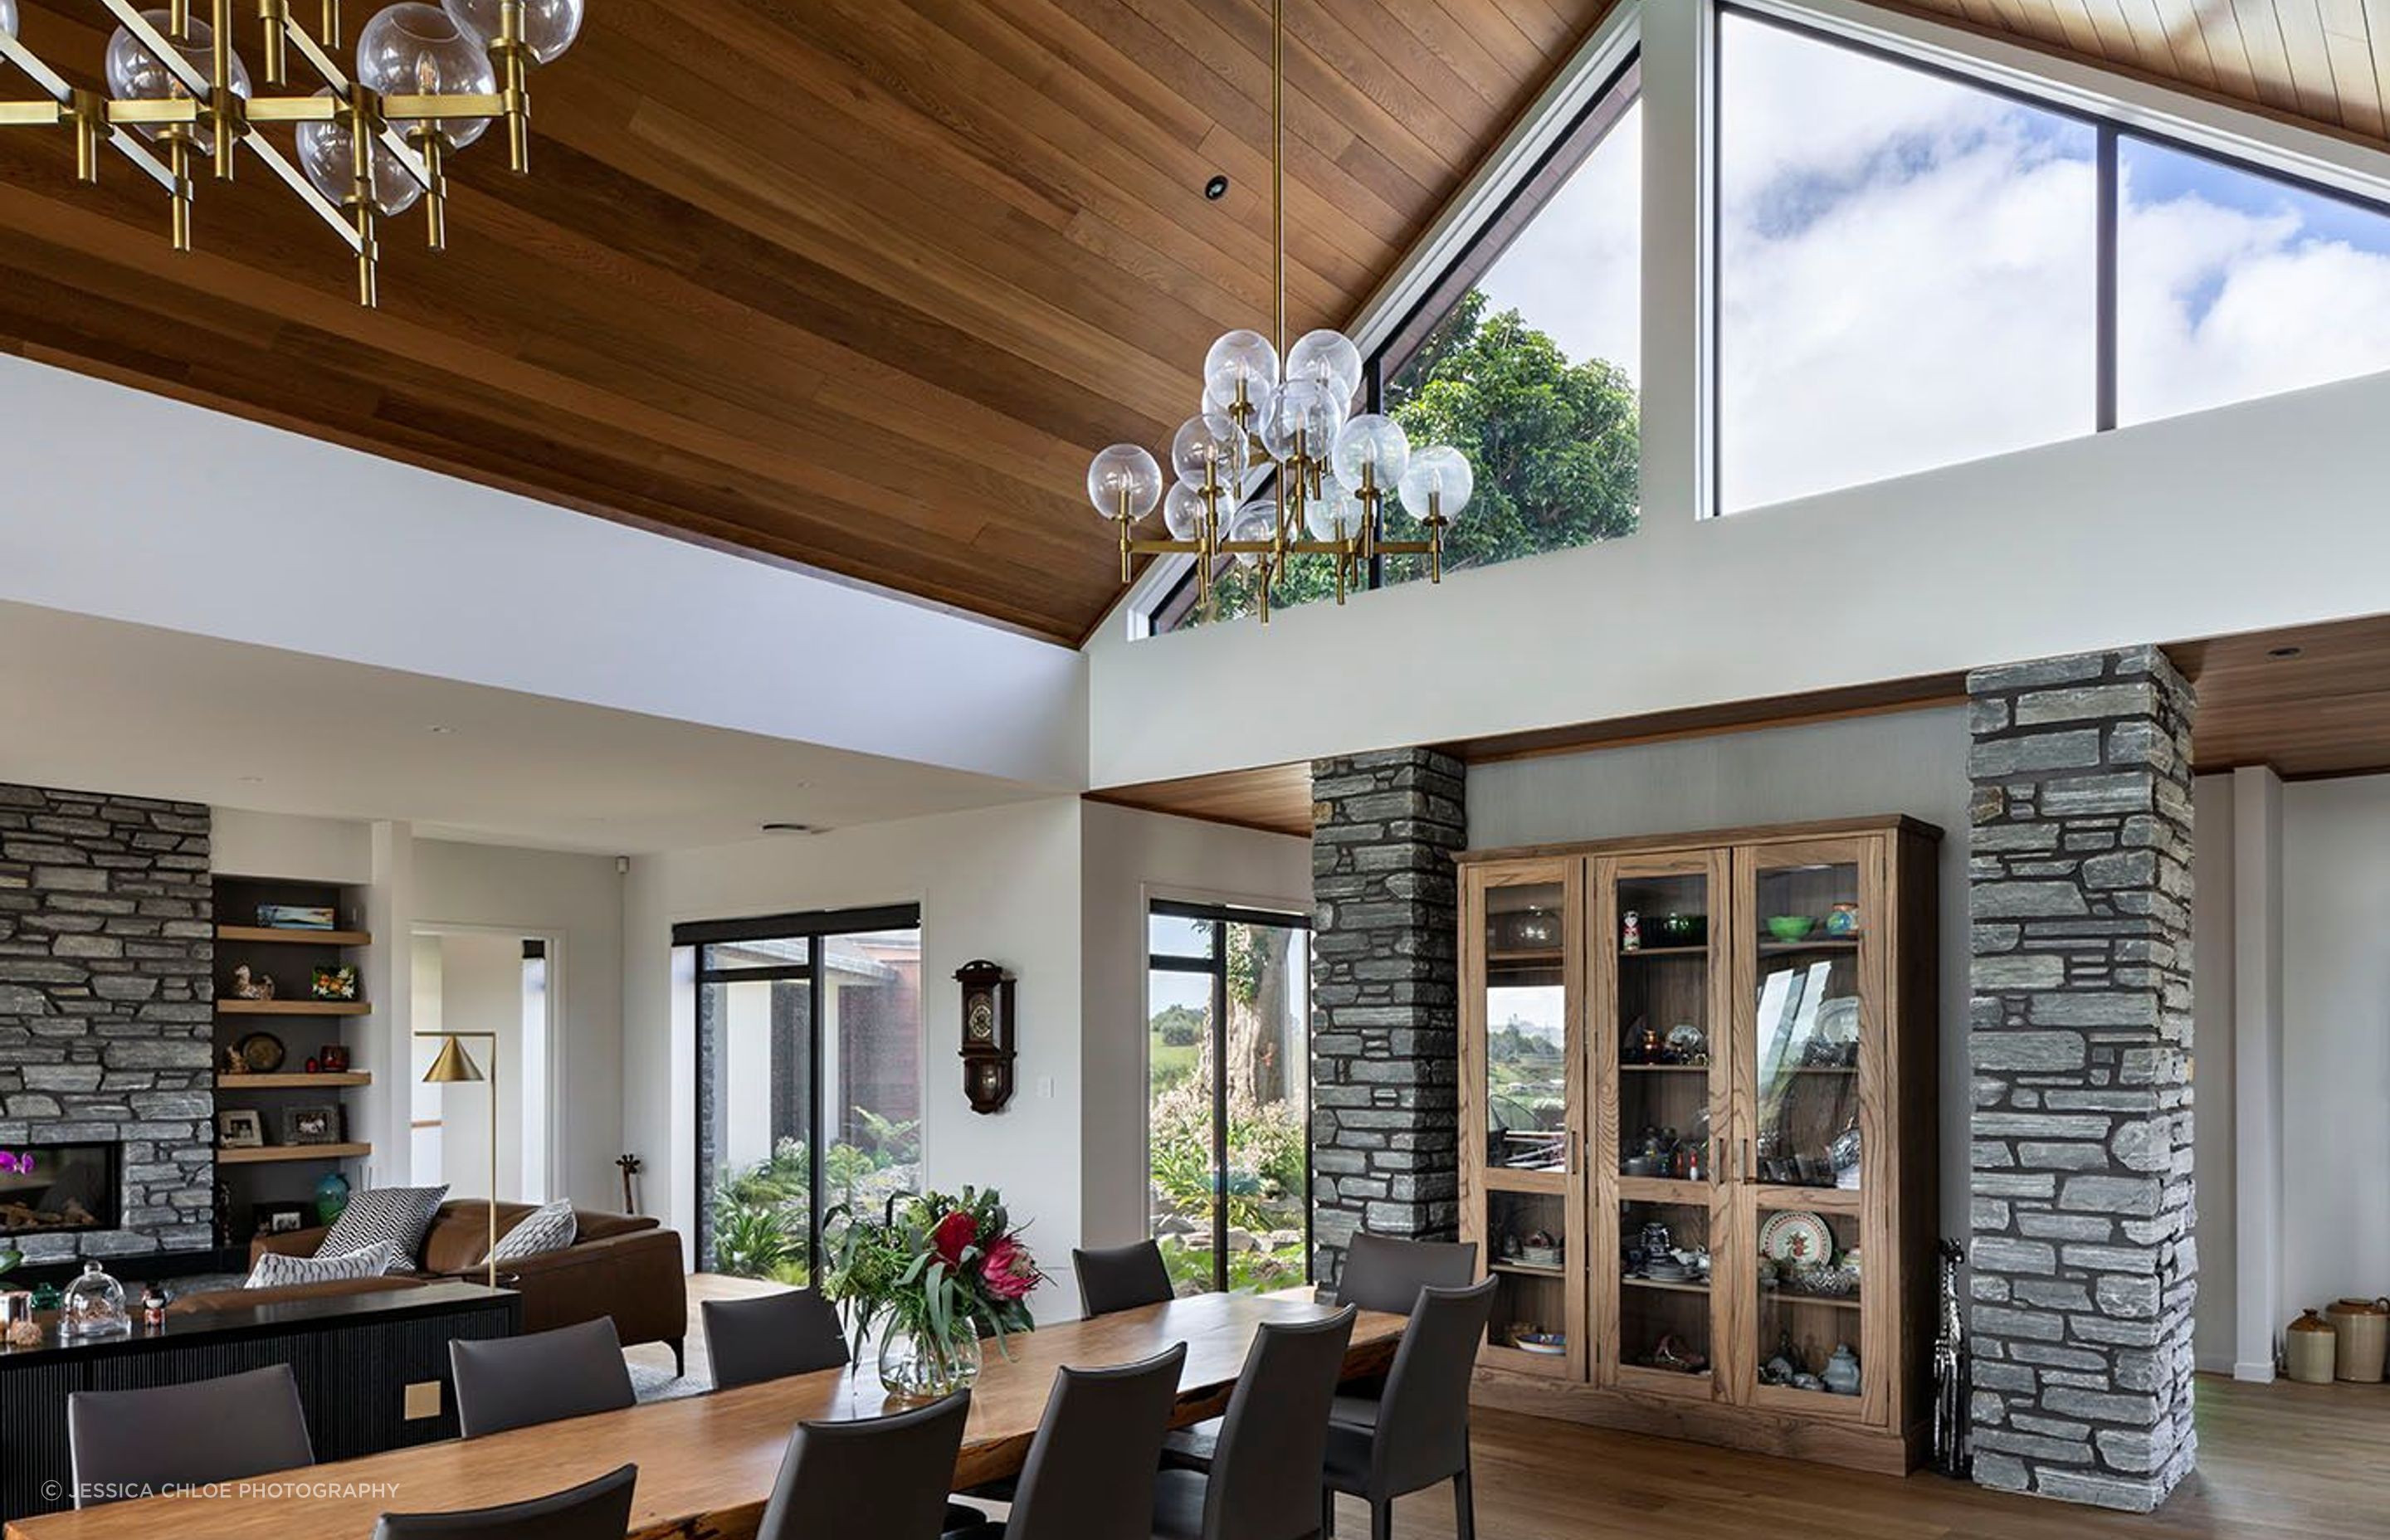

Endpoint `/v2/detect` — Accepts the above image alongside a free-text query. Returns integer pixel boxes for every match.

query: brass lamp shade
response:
[421,1034,485,1084]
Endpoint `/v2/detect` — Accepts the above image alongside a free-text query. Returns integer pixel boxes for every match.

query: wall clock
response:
[954,959,1017,1114]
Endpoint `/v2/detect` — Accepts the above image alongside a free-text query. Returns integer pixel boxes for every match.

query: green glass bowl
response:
[1765,914,1815,943]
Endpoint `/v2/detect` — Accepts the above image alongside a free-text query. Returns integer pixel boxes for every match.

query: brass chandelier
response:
[0,0,580,305]
[1086,0,1475,625]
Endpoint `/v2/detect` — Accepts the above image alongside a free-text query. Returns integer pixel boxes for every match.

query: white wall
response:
[2190,775,2236,1372]
[2280,775,2390,1316]
[212,808,373,884]
[1078,802,1314,1250]
[413,839,626,1211]
[415,932,524,1203]
[623,801,1087,1314]
[1467,707,1977,1243]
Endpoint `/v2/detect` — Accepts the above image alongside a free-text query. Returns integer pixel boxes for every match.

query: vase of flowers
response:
[822,1187,1045,1401]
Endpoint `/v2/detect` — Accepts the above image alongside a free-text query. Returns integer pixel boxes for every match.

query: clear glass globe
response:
[1086,444,1163,522]
[443,0,582,63]
[1398,444,1475,523]
[1227,499,1278,568]
[1262,378,1346,462]
[1305,479,1368,542]
[1202,329,1279,414]
[358,2,495,149]
[105,13,251,151]
[0,0,18,40]
[1285,328,1363,407]
[1331,412,1411,490]
[297,87,425,216]
[1163,480,1207,541]
[1169,412,1248,490]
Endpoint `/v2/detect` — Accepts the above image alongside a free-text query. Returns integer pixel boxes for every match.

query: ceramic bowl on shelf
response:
[1513,1330,1566,1356]
[1765,914,1815,943]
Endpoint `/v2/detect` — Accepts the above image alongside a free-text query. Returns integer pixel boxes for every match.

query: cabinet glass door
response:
[1467,864,1583,1379]
[1598,854,1724,1398]
[1737,839,1886,1421]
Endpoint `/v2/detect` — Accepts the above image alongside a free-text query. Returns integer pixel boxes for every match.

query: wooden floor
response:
[640,1279,2388,1538]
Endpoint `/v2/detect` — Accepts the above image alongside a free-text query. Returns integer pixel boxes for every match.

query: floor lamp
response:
[416,1031,500,1289]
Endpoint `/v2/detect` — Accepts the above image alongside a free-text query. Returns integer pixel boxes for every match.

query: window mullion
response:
[2096,122,2118,433]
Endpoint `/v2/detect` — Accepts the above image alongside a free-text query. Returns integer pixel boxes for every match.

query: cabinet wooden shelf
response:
[217,1142,371,1165]
[217,925,373,946]
[217,1072,373,1089]
[1459,815,1941,1476]
[217,999,370,1016]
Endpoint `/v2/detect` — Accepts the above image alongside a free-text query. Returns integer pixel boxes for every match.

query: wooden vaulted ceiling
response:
[4,2,2388,644]
[0,0,1621,643]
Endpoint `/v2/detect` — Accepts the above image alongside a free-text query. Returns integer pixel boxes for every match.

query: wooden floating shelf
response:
[217,1072,373,1089]
[217,1142,371,1165]
[217,925,373,947]
[1622,1275,1710,1296]
[1758,938,1861,954]
[217,999,370,1016]
[1767,1290,1864,1311]
[1490,1261,1568,1279]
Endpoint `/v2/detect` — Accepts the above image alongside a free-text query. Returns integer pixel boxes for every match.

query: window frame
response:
[1145,896,1314,1294]
[1710,1,2390,515]
[680,902,924,1274]
[1146,51,1646,634]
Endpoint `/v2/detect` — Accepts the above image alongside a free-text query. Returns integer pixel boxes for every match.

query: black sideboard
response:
[0,1282,519,1521]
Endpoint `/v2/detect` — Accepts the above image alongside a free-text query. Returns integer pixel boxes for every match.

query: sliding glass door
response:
[684,905,923,1282]
[1147,899,1313,1295]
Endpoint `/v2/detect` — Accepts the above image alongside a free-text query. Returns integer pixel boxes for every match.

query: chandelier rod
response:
[1271,0,1283,362]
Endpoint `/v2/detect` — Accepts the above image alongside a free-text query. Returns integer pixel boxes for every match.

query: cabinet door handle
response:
[1742,1138,1753,1182]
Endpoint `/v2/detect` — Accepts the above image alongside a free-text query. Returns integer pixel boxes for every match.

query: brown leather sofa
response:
[176,1201,690,1373]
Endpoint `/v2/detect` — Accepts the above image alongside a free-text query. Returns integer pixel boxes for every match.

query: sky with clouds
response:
[1468,12,2390,515]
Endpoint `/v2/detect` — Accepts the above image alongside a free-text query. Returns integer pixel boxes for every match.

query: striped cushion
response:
[490,1199,578,1262]
[319,1185,449,1272]
[246,1241,398,1289]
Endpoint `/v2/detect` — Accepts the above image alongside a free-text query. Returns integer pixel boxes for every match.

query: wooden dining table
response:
[6,1289,1403,1540]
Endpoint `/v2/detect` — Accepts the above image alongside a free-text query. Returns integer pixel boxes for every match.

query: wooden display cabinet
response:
[1458,816,1940,1474]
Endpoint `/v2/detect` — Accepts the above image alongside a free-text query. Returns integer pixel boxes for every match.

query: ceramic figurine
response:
[1931,1240,1971,1477]
[229,965,276,1001]
[1826,901,1862,937]
[1824,1343,1861,1396]
[1622,910,1641,952]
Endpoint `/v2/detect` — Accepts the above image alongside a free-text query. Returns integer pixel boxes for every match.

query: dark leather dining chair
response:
[1319,1278,1498,1540]
[1150,1306,1358,1540]
[1073,1240,1177,1318]
[944,1345,1187,1540]
[67,1363,315,1508]
[701,1287,849,1390]
[451,1318,637,1438]
[754,1389,971,1540]
[1331,1234,1478,1317]
[371,1462,637,1540]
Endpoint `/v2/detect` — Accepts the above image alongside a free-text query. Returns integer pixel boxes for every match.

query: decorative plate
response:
[1815,997,1861,1045]
[236,1031,287,1074]
[1758,1211,1834,1266]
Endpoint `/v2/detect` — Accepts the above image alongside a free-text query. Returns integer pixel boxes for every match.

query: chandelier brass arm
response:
[0,0,577,306]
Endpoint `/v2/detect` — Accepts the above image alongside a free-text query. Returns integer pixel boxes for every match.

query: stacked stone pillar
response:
[1966,648,2197,1512]
[1307,748,1465,1288]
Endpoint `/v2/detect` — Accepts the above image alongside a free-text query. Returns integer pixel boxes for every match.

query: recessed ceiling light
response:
[2267,646,2303,660]
[237,775,265,785]
[760,821,822,836]
[427,724,456,734]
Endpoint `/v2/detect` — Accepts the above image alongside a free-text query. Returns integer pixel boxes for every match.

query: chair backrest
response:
[754,1390,972,1540]
[451,1318,637,1438]
[1202,1307,1358,1540]
[1071,1240,1176,1318]
[1334,1233,1478,1317]
[1369,1278,1498,1489]
[700,1288,848,1390]
[371,1462,637,1540]
[1003,1345,1187,1540]
[67,1363,314,1508]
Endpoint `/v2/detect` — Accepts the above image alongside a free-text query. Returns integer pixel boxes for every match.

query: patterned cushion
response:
[319,1184,448,1273]
[246,1241,399,1289]
[490,1198,578,1262]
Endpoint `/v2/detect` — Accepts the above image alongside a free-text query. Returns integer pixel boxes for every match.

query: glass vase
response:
[876,1314,983,1401]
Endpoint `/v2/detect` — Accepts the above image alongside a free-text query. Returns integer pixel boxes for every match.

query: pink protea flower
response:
[931,1209,979,1266]
[982,1235,1041,1302]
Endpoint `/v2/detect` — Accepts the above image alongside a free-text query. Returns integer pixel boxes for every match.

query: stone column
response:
[1965,647,2197,1513]
[1308,748,1465,1288]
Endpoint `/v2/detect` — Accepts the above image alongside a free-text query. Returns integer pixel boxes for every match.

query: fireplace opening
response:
[0,1142,121,1235]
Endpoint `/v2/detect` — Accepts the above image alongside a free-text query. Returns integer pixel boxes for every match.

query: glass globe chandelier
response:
[0,0,579,305]
[1087,0,1474,625]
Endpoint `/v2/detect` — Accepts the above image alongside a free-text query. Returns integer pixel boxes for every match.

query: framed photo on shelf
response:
[217,1109,266,1148]
[310,965,359,1001]
[253,1202,310,1236]
[282,1105,343,1145]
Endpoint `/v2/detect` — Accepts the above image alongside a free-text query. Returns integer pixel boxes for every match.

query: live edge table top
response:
[7,1289,1404,1540]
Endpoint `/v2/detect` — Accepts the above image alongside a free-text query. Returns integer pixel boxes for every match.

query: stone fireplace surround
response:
[0,782,214,1265]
